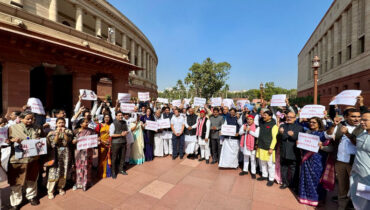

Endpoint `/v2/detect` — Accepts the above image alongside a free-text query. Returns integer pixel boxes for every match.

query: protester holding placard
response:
[46,118,73,199]
[141,108,155,161]
[95,114,113,179]
[184,108,198,158]
[278,112,304,191]
[219,108,240,168]
[129,114,145,165]
[170,108,185,160]
[239,114,259,179]
[72,118,95,191]
[153,110,164,157]
[196,110,211,164]
[298,117,334,207]
[8,111,42,208]
[256,110,278,186]
[161,107,173,156]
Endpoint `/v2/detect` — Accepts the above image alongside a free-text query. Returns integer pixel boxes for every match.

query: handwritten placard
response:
[271,94,286,107]
[118,93,131,103]
[77,134,98,150]
[300,105,326,118]
[211,97,222,107]
[158,119,171,129]
[145,120,158,131]
[194,97,206,107]
[120,103,135,113]
[79,89,97,101]
[297,132,320,153]
[27,98,45,115]
[157,98,169,104]
[329,90,362,106]
[171,99,182,107]
[0,127,7,145]
[14,138,47,159]
[221,125,236,136]
[222,99,234,108]
[138,92,150,101]
[237,100,250,108]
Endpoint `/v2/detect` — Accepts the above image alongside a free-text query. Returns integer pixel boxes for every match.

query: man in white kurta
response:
[196,110,211,163]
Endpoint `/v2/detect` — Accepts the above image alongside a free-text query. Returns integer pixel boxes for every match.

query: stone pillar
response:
[95,17,101,37]
[148,56,152,81]
[72,72,91,108]
[75,5,83,32]
[351,0,359,58]
[142,49,147,79]
[333,21,338,68]
[154,62,157,83]
[138,45,142,76]
[342,11,347,63]
[122,33,127,50]
[2,62,30,115]
[318,41,322,74]
[109,26,116,45]
[146,52,149,79]
[112,71,129,105]
[49,0,58,22]
[327,28,332,70]
[130,40,135,75]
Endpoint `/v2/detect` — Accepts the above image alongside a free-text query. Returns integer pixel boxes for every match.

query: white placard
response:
[0,127,7,145]
[184,98,191,105]
[193,97,206,107]
[356,182,370,200]
[271,94,286,107]
[222,99,234,108]
[211,97,222,107]
[120,103,136,113]
[158,119,171,129]
[145,120,158,131]
[171,99,182,107]
[157,98,169,104]
[118,93,131,103]
[45,118,69,130]
[27,98,45,115]
[79,89,97,101]
[329,90,362,106]
[237,100,250,108]
[138,92,150,101]
[297,132,320,153]
[300,105,326,118]
[14,138,47,159]
[77,134,98,150]
[221,125,236,136]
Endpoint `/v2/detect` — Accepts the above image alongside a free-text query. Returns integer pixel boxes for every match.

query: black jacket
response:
[278,122,304,161]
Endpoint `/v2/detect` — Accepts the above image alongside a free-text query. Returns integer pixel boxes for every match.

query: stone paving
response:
[1,156,338,210]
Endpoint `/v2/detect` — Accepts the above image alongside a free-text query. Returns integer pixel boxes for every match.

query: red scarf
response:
[196,117,206,137]
[240,123,256,151]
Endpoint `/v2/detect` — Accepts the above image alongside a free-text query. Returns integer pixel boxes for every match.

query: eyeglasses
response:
[309,121,318,124]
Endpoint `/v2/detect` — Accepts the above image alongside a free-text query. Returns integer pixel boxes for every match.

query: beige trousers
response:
[10,181,37,206]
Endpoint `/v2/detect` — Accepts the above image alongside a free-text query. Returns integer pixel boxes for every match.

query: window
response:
[343,85,348,90]
[330,56,334,69]
[338,52,342,65]
[347,45,352,60]
[325,60,328,72]
[328,88,332,95]
[354,82,360,90]
[358,36,365,54]
[335,87,339,94]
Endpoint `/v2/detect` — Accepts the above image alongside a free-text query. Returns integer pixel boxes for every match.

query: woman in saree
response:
[95,114,112,179]
[298,117,333,207]
[130,116,145,164]
[140,108,155,161]
[72,118,96,191]
[46,117,73,199]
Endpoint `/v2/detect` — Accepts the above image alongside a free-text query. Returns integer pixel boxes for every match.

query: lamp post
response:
[260,82,264,103]
[312,56,320,104]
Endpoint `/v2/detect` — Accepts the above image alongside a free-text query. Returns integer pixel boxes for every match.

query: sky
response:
[108,0,334,91]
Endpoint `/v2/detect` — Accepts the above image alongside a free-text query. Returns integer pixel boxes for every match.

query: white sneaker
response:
[48,193,54,200]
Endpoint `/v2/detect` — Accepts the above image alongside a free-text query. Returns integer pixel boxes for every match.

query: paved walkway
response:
[1,156,338,210]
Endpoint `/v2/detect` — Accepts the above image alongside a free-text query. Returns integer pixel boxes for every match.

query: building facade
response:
[0,0,158,115]
[298,0,370,105]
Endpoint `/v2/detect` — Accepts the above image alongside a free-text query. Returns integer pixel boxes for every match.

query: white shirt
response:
[171,115,185,134]
[335,123,358,163]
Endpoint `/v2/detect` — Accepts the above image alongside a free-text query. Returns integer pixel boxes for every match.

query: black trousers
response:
[280,158,298,188]
[111,142,127,174]
[210,138,221,162]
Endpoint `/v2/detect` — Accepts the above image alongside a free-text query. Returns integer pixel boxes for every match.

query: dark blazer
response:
[278,123,304,161]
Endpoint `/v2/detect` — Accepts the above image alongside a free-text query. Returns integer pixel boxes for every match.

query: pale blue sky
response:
[108,0,333,91]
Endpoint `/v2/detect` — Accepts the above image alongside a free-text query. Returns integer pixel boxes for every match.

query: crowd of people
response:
[0,95,369,210]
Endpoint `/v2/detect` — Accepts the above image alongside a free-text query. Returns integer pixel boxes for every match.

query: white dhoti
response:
[185,135,198,154]
[218,138,239,168]
[241,147,256,174]
[198,137,210,160]
[154,133,164,157]
[162,131,173,155]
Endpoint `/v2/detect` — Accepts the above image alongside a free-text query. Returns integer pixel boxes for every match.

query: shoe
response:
[187,154,192,159]
[266,181,274,186]
[120,170,128,175]
[257,177,267,181]
[30,198,40,206]
[239,171,248,176]
[251,174,256,179]
[198,158,204,162]
[112,173,117,179]
[206,160,209,164]
[172,156,178,160]
[59,189,66,195]
[48,193,54,200]
[211,160,217,164]
[280,184,288,189]
[9,205,19,210]
[331,196,338,203]
[72,185,77,191]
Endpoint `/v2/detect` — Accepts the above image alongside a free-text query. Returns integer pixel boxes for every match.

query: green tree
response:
[185,58,231,99]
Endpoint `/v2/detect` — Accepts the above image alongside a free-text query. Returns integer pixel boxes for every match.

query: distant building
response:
[297,0,370,105]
